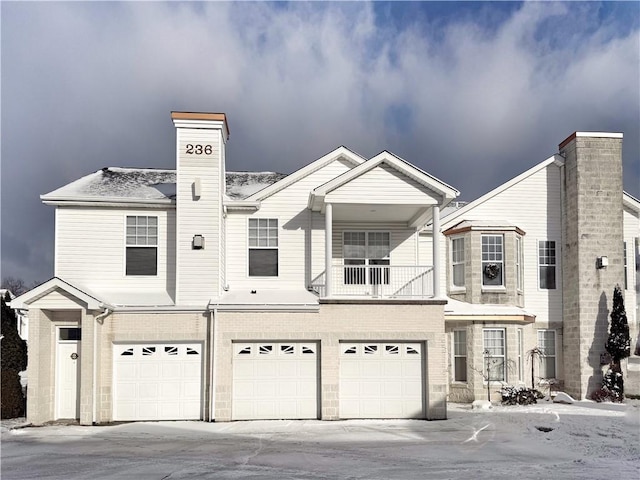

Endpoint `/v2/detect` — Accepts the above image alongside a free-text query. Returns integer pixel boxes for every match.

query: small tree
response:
[597,285,630,402]
[526,347,543,389]
[1,292,28,418]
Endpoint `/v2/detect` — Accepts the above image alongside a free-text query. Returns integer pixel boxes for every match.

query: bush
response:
[500,386,544,406]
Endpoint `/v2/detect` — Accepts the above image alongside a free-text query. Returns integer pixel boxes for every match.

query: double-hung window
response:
[248,218,278,277]
[482,235,503,287]
[126,216,158,276]
[483,328,506,382]
[451,237,465,288]
[538,240,556,289]
[516,236,523,291]
[343,232,390,285]
[623,242,628,290]
[538,330,556,379]
[453,330,467,382]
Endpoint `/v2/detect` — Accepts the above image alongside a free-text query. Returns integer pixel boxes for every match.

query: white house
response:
[12,112,639,425]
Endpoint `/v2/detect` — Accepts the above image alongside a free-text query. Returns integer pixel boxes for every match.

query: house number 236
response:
[185,144,213,155]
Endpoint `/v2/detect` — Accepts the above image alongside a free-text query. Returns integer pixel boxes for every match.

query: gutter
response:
[92,307,112,425]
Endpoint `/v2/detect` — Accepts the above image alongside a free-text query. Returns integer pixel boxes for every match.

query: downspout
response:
[208,307,218,422]
[93,307,111,425]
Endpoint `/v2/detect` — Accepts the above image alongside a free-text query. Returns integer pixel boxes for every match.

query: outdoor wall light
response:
[193,234,204,250]
[596,256,608,269]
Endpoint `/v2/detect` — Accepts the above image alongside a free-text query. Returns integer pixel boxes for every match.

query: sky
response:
[1,1,639,285]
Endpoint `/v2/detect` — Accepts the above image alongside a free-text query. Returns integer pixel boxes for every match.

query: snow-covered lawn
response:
[2,400,639,480]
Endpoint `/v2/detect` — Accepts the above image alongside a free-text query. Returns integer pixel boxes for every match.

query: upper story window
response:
[126,216,158,276]
[516,236,523,291]
[623,242,628,290]
[538,240,556,289]
[248,218,278,277]
[451,237,465,288]
[481,235,503,287]
[343,232,390,285]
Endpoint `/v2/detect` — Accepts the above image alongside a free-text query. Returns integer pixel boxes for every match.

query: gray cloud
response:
[2,1,638,284]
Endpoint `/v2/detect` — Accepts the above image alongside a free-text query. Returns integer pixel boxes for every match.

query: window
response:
[483,329,506,382]
[517,328,524,382]
[453,330,467,382]
[537,330,556,379]
[482,235,503,287]
[624,242,628,290]
[126,216,158,276]
[451,238,465,288]
[248,218,278,276]
[343,232,390,285]
[538,241,556,289]
[516,236,523,291]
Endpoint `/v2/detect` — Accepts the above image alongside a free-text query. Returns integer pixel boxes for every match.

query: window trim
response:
[124,215,159,277]
[450,236,466,292]
[247,217,279,278]
[452,329,468,383]
[538,240,557,290]
[537,329,557,380]
[516,236,523,293]
[517,328,524,382]
[481,234,504,289]
[483,328,506,383]
[623,241,628,290]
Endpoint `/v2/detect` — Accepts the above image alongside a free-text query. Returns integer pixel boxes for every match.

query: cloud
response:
[1,1,638,283]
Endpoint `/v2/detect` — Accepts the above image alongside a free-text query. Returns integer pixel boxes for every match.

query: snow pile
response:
[553,392,575,404]
[226,172,287,199]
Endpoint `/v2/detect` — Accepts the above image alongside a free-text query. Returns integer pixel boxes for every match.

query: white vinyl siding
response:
[175,127,223,304]
[325,164,440,205]
[55,207,172,294]
[537,330,557,379]
[483,329,506,382]
[623,205,638,328]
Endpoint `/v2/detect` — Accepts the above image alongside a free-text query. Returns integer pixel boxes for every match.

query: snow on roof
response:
[42,168,287,202]
[214,289,319,311]
[444,296,535,320]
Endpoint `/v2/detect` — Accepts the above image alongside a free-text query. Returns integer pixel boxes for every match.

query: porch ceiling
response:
[329,203,430,224]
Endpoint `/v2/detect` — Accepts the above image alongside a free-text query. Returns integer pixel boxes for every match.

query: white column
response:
[325,203,333,297]
[432,205,441,298]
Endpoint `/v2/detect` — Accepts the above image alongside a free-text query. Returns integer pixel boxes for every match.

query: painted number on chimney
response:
[185,144,213,155]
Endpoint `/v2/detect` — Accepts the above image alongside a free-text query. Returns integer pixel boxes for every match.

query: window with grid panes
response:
[483,329,506,381]
[451,237,465,288]
[248,218,278,276]
[482,235,503,286]
[343,232,390,285]
[453,330,467,382]
[538,241,556,289]
[537,330,556,379]
[126,216,158,275]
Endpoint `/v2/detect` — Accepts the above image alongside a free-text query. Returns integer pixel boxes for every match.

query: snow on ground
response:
[2,400,639,480]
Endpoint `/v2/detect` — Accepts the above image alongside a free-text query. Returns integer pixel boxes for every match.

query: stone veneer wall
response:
[561,134,624,399]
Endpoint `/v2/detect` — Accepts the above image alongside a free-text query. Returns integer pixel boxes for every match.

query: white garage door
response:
[340,342,424,419]
[113,343,202,421]
[232,342,318,420]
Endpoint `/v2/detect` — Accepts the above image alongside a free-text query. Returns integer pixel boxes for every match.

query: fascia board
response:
[41,197,175,208]
[11,277,107,310]
[623,192,640,212]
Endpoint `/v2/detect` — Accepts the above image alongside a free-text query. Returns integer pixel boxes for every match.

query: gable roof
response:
[309,150,459,210]
[243,146,366,202]
[623,191,640,213]
[439,154,564,229]
[10,277,108,310]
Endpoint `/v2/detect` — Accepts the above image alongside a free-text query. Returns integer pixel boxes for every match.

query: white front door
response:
[55,327,81,419]
[339,342,425,419]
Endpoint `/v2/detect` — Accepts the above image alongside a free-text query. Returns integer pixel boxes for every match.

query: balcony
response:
[311,265,434,299]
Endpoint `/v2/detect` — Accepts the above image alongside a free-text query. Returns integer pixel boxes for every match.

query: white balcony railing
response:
[311,265,434,299]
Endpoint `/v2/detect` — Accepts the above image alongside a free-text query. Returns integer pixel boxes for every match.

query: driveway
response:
[2,403,638,479]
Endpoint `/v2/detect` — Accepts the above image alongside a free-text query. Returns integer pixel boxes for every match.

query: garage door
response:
[232,342,318,420]
[113,343,202,421]
[340,342,424,419]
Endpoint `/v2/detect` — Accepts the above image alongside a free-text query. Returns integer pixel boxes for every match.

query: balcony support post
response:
[432,205,441,298]
[325,202,333,297]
